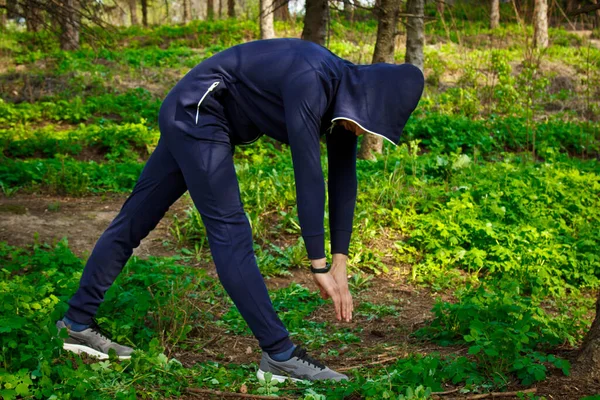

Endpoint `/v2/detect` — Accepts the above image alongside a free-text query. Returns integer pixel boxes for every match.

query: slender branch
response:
[568,3,600,16]
[337,355,401,371]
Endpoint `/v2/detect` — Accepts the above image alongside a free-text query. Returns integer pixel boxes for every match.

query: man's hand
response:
[311,255,353,322]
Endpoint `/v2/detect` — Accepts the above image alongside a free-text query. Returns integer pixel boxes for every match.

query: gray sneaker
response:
[257,346,349,382]
[56,319,134,360]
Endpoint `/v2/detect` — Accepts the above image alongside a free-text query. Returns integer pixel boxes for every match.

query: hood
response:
[331,62,425,145]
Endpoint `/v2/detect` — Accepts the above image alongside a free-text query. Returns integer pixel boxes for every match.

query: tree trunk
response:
[183,0,190,22]
[274,0,289,20]
[533,0,548,48]
[0,0,5,29]
[573,293,600,379]
[357,0,400,160]
[129,0,138,25]
[219,0,222,18]
[405,0,424,71]
[260,0,275,38]
[343,0,353,21]
[490,0,500,28]
[141,0,148,26]
[24,0,42,32]
[302,0,327,45]
[228,0,235,17]
[593,0,600,30]
[59,0,80,50]
[207,0,214,19]
[6,0,16,19]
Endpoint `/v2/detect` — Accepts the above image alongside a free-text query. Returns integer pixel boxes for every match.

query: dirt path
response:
[0,193,190,259]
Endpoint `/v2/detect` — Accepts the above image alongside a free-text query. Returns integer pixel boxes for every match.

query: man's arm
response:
[282,71,352,322]
[281,71,328,261]
[326,124,358,257]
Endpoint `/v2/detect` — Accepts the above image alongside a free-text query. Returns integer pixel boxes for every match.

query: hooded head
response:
[331,62,425,145]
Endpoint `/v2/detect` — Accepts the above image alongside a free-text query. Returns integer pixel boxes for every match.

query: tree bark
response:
[260,0,275,38]
[24,0,42,32]
[593,0,600,30]
[533,0,548,48]
[6,0,16,19]
[302,0,327,45]
[274,0,289,20]
[129,0,138,25]
[0,0,5,28]
[141,0,148,26]
[490,0,500,28]
[573,293,600,379]
[183,0,190,22]
[59,0,80,50]
[357,0,400,160]
[343,0,353,21]
[228,0,235,17]
[207,0,214,19]
[405,0,424,71]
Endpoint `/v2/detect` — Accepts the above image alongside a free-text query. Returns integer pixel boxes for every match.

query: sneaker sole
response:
[256,368,306,383]
[63,343,131,360]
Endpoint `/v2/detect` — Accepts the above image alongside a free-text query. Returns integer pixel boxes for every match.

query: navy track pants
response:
[65,125,293,354]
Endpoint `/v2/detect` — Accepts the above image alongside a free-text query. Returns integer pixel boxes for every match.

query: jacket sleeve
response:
[326,125,358,255]
[281,71,330,260]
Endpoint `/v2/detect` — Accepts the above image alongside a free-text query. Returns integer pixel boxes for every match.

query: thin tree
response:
[405,0,424,71]
[129,0,138,25]
[228,0,235,17]
[533,0,548,48]
[59,0,80,49]
[0,0,5,28]
[490,0,500,28]
[141,0,148,25]
[260,0,275,38]
[302,0,327,45]
[357,0,401,160]
[183,0,190,22]
[343,0,353,21]
[207,0,214,19]
[274,0,289,20]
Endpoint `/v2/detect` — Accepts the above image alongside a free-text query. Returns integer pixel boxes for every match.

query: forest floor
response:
[1,193,599,399]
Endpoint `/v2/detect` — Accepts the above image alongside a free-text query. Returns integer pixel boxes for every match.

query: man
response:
[56,38,424,382]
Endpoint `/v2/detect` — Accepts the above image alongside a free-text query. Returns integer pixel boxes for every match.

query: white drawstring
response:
[195,81,220,124]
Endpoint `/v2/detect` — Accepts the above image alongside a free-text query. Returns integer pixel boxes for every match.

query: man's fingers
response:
[343,293,350,322]
[330,287,342,321]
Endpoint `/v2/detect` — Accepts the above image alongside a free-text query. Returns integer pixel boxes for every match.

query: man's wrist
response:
[310,258,327,269]
[310,262,331,274]
[332,253,348,265]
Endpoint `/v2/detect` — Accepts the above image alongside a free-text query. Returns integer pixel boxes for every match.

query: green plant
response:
[256,372,280,396]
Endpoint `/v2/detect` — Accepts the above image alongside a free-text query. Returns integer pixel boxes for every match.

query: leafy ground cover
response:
[1,3,599,399]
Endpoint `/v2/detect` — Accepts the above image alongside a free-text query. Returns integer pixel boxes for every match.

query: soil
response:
[1,194,598,399]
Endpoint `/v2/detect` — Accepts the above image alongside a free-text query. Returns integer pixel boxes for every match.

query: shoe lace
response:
[89,319,113,343]
[294,346,326,370]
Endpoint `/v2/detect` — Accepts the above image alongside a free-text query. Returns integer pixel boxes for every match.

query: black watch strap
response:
[310,262,331,274]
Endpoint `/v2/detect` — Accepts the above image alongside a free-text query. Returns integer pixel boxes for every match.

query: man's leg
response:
[165,134,293,355]
[65,138,187,325]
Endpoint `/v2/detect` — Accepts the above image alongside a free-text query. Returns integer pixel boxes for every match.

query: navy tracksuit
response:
[66,38,424,354]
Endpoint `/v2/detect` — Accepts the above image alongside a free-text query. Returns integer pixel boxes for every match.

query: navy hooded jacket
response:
[160,38,425,260]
